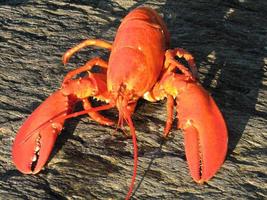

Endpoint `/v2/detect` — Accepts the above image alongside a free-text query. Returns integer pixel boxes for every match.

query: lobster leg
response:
[82,98,113,126]
[62,57,113,125]
[163,95,175,136]
[63,57,108,83]
[165,48,198,78]
[62,39,112,65]
[146,51,197,136]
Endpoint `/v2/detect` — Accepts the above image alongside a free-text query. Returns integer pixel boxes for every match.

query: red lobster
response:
[12,7,228,199]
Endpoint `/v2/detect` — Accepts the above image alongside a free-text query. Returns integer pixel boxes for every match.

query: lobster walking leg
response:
[82,98,113,126]
[62,57,113,125]
[149,50,197,136]
[63,57,108,83]
[62,39,112,64]
[165,50,196,80]
[163,95,175,136]
[167,48,198,77]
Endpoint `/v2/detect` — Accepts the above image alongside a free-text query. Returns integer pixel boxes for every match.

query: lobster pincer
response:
[12,58,113,174]
[151,71,228,183]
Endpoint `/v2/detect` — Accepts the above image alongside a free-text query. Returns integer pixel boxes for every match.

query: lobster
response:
[12,7,228,199]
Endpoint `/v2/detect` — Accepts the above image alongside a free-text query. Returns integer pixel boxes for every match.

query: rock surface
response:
[0,0,266,199]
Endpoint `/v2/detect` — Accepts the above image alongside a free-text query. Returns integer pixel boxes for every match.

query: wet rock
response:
[0,0,266,199]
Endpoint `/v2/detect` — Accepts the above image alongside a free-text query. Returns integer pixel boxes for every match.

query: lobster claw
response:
[181,92,228,183]
[12,90,73,174]
[179,81,228,183]
[162,74,228,183]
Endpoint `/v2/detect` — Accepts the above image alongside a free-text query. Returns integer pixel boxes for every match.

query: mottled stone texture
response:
[0,0,266,199]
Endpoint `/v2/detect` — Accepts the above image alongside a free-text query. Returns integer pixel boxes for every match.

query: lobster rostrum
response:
[12,7,228,199]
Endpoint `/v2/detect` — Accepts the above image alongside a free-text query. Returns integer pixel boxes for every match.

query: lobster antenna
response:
[62,103,115,120]
[20,103,115,144]
[124,115,138,200]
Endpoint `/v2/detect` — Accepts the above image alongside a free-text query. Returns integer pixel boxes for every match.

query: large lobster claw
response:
[12,70,113,174]
[12,90,74,174]
[162,74,228,183]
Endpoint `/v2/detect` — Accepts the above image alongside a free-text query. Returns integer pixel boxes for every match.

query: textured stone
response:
[0,0,266,199]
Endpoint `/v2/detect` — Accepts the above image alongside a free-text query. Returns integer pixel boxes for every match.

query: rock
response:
[0,0,266,199]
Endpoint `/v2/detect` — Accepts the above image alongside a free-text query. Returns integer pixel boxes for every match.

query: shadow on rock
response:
[161,0,265,156]
[0,0,29,6]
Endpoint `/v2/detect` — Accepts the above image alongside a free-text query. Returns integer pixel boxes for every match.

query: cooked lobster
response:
[12,7,228,199]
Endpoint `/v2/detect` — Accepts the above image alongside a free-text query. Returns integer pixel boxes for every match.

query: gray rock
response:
[0,0,266,199]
